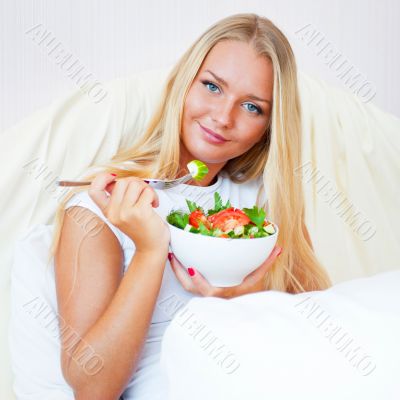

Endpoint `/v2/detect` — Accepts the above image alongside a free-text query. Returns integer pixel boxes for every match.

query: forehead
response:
[199,40,273,96]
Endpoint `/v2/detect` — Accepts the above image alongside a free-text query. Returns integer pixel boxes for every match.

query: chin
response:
[182,123,235,163]
[186,145,228,164]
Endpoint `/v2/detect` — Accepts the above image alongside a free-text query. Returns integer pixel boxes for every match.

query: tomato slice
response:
[207,207,234,225]
[207,207,234,224]
[208,208,250,232]
[189,210,211,229]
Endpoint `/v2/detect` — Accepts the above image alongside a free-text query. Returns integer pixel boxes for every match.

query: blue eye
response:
[202,80,220,93]
[244,103,262,114]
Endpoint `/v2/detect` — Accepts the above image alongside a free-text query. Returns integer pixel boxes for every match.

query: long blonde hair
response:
[49,13,331,293]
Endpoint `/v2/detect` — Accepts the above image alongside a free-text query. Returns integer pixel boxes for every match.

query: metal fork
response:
[56,173,193,190]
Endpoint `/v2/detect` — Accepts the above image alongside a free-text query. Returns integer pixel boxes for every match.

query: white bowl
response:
[168,223,279,287]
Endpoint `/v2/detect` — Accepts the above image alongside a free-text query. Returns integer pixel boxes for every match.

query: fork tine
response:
[176,173,192,183]
[163,174,191,189]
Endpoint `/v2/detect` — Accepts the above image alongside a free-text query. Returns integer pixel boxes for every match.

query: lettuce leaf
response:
[186,199,204,213]
[167,210,189,229]
[207,192,231,215]
[242,206,266,228]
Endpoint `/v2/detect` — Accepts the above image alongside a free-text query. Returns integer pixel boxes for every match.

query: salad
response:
[167,192,276,239]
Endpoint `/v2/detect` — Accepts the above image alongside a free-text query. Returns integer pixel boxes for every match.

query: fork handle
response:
[56,179,152,187]
[57,181,92,187]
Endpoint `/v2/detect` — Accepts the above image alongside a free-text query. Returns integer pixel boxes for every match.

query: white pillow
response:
[161,270,400,400]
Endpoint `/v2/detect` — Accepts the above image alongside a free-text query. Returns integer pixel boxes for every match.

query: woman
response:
[11,13,331,400]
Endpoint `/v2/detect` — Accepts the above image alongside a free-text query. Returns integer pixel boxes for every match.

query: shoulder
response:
[64,190,127,245]
[65,190,98,210]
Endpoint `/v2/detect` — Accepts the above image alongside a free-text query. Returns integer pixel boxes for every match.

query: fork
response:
[56,173,193,190]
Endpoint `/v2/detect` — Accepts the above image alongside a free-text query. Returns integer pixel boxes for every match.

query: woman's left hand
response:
[168,245,283,299]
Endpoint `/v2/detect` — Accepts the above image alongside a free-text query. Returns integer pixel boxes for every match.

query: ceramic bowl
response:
[168,222,279,287]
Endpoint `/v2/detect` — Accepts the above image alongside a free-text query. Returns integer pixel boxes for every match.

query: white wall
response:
[1,0,399,133]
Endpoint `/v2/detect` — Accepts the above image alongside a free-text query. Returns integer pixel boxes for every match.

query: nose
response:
[211,100,235,129]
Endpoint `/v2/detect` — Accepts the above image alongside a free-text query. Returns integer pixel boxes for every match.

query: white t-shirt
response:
[9,171,264,400]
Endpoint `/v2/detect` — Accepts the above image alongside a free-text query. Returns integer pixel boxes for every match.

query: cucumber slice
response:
[248,226,258,235]
[263,224,276,234]
[187,160,209,181]
[184,224,193,232]
[233,225,244,236]
[212,228,224,237]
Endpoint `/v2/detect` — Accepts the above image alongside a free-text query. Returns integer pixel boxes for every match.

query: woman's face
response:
[181,40,273,167]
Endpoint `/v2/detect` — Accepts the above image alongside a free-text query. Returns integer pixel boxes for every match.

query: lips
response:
[199,123,228,142]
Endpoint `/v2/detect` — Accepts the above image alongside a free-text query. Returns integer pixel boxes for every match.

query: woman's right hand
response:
[88,172,170,254]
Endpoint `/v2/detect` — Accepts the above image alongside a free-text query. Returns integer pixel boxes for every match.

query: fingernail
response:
[276,247,283,257]
[111,173,117,177]
[187,267,195,277]
[168,252,173,262]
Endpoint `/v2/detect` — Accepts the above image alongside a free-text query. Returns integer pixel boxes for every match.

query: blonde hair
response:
[49,13,331,293]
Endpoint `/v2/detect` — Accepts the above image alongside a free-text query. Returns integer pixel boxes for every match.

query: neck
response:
[185,171,220,187]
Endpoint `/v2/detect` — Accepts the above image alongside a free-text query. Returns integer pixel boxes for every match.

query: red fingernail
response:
[168,252,173,262]
[187,267,195,277]
[111,173,117,177]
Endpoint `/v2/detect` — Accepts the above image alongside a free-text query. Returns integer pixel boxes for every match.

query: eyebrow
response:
[204,69,272,105]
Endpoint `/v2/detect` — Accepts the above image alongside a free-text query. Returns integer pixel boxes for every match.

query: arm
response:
[55,207,166,400]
